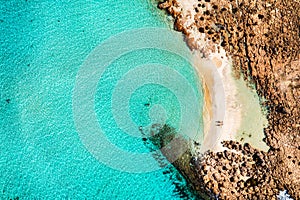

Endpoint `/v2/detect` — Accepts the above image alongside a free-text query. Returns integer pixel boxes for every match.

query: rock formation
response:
[155,0,300,199]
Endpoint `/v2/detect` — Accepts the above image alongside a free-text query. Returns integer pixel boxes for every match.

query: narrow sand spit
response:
[168,0,269,152]
[194,47,269,153]
[192,50,241,153]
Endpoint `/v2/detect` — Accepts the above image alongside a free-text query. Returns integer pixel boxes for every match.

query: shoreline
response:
[191,30,268,153]
[158,0,299,198]
[159,0,269,153]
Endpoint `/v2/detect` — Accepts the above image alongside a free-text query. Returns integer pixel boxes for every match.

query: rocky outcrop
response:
[156,0,300,199]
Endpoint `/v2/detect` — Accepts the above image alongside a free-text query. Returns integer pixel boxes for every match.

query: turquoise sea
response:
[0,0,203,199]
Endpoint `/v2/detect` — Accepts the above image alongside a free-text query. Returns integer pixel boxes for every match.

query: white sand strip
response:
[169,0,269,152]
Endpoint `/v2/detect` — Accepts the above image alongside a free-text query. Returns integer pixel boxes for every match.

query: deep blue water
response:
[0,0,203,199]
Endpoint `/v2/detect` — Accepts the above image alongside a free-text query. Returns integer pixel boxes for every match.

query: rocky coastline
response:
[155,0,300,199]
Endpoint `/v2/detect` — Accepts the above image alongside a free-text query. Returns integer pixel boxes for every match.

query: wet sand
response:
[192,49,268,153]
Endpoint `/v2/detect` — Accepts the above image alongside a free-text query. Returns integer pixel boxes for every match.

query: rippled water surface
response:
[0,0,203,199]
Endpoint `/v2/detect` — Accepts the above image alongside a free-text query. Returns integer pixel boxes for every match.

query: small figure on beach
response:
[215,120,223,126]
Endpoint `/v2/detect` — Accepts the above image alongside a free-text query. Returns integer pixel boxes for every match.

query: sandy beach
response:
[160,0,269,153]
[193,49,269,153]
[188,35,268,154]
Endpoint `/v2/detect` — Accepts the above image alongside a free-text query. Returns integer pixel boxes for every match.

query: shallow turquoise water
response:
[0,0,203,199]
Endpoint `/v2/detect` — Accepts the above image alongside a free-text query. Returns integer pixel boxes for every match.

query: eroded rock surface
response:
[156,0,300,199]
